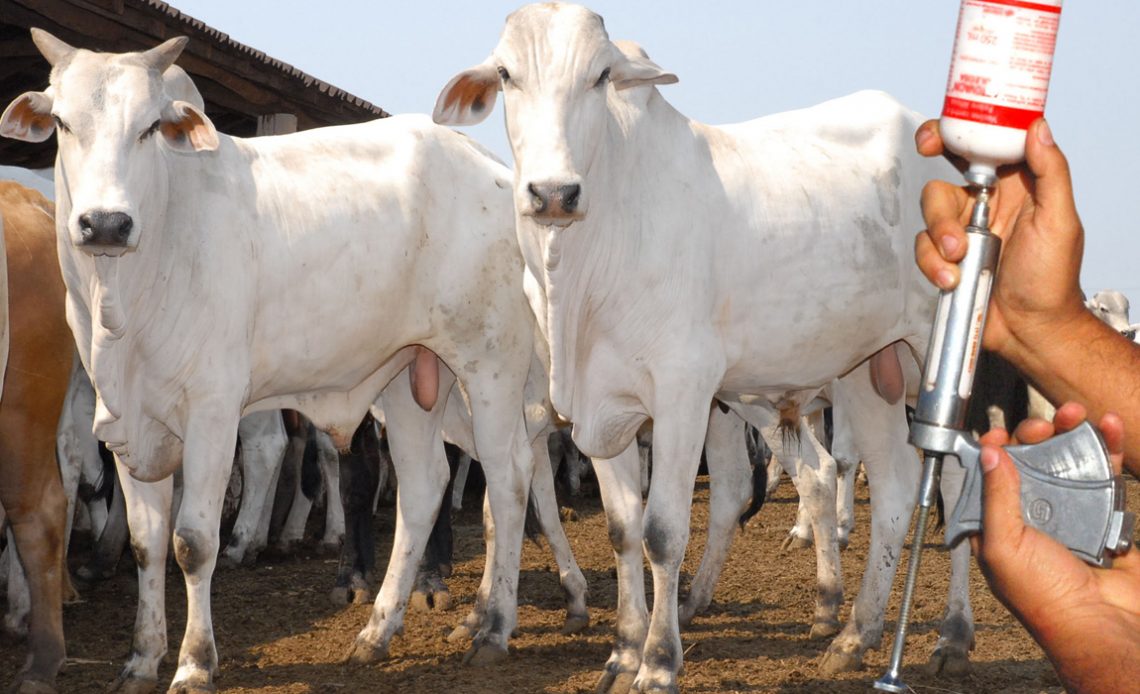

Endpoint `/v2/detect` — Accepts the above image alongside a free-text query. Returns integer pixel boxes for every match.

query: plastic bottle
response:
[940,0,1062,184]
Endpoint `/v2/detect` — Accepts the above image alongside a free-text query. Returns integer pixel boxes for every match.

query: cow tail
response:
[738,456,768,529]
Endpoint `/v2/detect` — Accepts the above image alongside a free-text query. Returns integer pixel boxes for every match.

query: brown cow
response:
[0,180,72,693]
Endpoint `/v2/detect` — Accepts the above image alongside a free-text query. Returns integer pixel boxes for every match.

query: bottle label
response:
[942,0,1061,130]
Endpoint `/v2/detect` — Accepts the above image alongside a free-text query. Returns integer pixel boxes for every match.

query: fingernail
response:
[916,126,935,150]
[981,446,1000,473]
[935,269,955,290]
[1037,119,1054,147]
[940,235,959,257]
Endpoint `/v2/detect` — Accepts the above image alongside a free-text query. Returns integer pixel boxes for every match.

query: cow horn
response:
[30,28,77,67]
[142,36,189,74]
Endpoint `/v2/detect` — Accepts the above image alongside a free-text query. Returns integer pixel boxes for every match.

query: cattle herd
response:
[0,4,1136,694]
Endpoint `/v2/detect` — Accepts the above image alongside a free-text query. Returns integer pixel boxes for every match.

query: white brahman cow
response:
[435,4,962,691]
[1,30,566,692]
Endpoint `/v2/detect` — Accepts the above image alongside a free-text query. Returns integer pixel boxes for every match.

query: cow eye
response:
[594,67,611,88]
[51,115,71,134]
[139,120,161,142]
[496,66,511,82]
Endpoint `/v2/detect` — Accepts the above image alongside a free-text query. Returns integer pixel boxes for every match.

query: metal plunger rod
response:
[875,182,996,693]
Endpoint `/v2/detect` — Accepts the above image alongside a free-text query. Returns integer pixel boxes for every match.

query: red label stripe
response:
[942,96,1044,130]
[976,0,1062,14]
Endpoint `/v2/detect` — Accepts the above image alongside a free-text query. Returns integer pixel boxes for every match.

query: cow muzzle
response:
[523,180,585,226]
[76,210,134,254]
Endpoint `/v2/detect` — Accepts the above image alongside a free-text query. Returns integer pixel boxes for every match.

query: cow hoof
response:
[928,645,971,679]
[462,640,508,666]
[14,677,56,694]
[818,645,863,677]
[215,552,241,570]
[410,591,431,613]
[561,612,590,635]
[166,686,214,694]
[595,670,636,694]
[809,619,842,639]
[343,636,388,666]
[106,672,157,693]
[838,536,850,551]
[317,541,341,557]
[329,586,349,606]
[438,562,453,579]
[432,590,453,611]
[678,599,706,628]
[781,533,812,551]
[350,586,373,605]
[76,564,115,584]
[631,679,679,694]
[447,623,475,644]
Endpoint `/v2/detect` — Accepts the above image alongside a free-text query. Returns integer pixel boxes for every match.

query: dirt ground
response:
[7,469,1132,694]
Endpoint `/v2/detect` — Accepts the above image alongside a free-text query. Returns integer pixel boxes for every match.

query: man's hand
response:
[913,119,1089,364]
[973,402,1140,692]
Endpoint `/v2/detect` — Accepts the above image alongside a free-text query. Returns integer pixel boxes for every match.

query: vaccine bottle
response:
[940,0,1062,184]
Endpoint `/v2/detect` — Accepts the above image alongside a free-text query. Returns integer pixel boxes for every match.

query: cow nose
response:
[79,211,133,247]
[527,182,583,218]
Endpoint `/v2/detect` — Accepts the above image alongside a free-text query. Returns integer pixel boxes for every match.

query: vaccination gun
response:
[873,175,1134,693]
[874,3,1134,690]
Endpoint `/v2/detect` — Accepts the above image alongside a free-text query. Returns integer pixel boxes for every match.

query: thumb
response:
[1023,118,1081,234]
[981,444,1026,551]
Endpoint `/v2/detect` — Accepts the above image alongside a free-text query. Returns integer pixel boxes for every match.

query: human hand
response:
[913,119,1091,364]
[973,402,1140,690]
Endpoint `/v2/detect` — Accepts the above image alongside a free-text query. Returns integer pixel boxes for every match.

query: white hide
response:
[436,4,956,689]
[1,32,546,691]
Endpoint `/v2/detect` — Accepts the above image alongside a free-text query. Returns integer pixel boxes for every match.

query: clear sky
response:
[169,1,1140,302]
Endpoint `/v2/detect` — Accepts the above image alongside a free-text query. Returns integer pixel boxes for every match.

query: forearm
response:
[1002,308,1140,475]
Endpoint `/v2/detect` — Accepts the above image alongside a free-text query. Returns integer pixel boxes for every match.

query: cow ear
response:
[0,91,55,143]
[160,100,218,153]
[610,52,678,91]
[30,28,76,67]
[434,61,500,126]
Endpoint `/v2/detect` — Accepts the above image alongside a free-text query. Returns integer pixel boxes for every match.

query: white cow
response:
[1,31,556,692]
[435,4,960,691]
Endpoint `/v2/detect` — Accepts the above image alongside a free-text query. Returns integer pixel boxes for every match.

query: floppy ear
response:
[0,91,55,143]
[30,28,76,67]
[434,60,500,126]
[610,50,678,91]
[160,100,218,153]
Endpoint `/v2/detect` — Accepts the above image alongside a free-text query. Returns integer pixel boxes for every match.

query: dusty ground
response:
[7,469,1130,693]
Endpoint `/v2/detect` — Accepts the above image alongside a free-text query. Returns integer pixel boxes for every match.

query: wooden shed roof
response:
[1,0,390,168]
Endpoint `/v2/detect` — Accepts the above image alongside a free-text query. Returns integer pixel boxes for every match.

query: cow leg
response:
[830,406,860,551]
[451,450,471,512]
[346,371,452,663]
[411,454,456,613]
[273,424,310,552]
[820,363,917,675]
[331,419,381,605]
[529,430,589,633]
[679,407,751,627]
[0,440,68,692]
[756,410,844,640]
[168,409,241,692]
[316,431,345,551]
[592,442,648,694]
[455,376,534,665]
[109,466,174,692]
[929,460,973,677]
[632,394,714,694]
[82,470,129,583]
[3,525,30,638]
[220,412,287,567]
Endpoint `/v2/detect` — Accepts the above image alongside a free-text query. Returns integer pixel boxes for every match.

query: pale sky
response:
[168,1,1140,302]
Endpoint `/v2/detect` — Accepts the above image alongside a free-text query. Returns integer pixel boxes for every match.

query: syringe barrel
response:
[912,222,1002,437]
